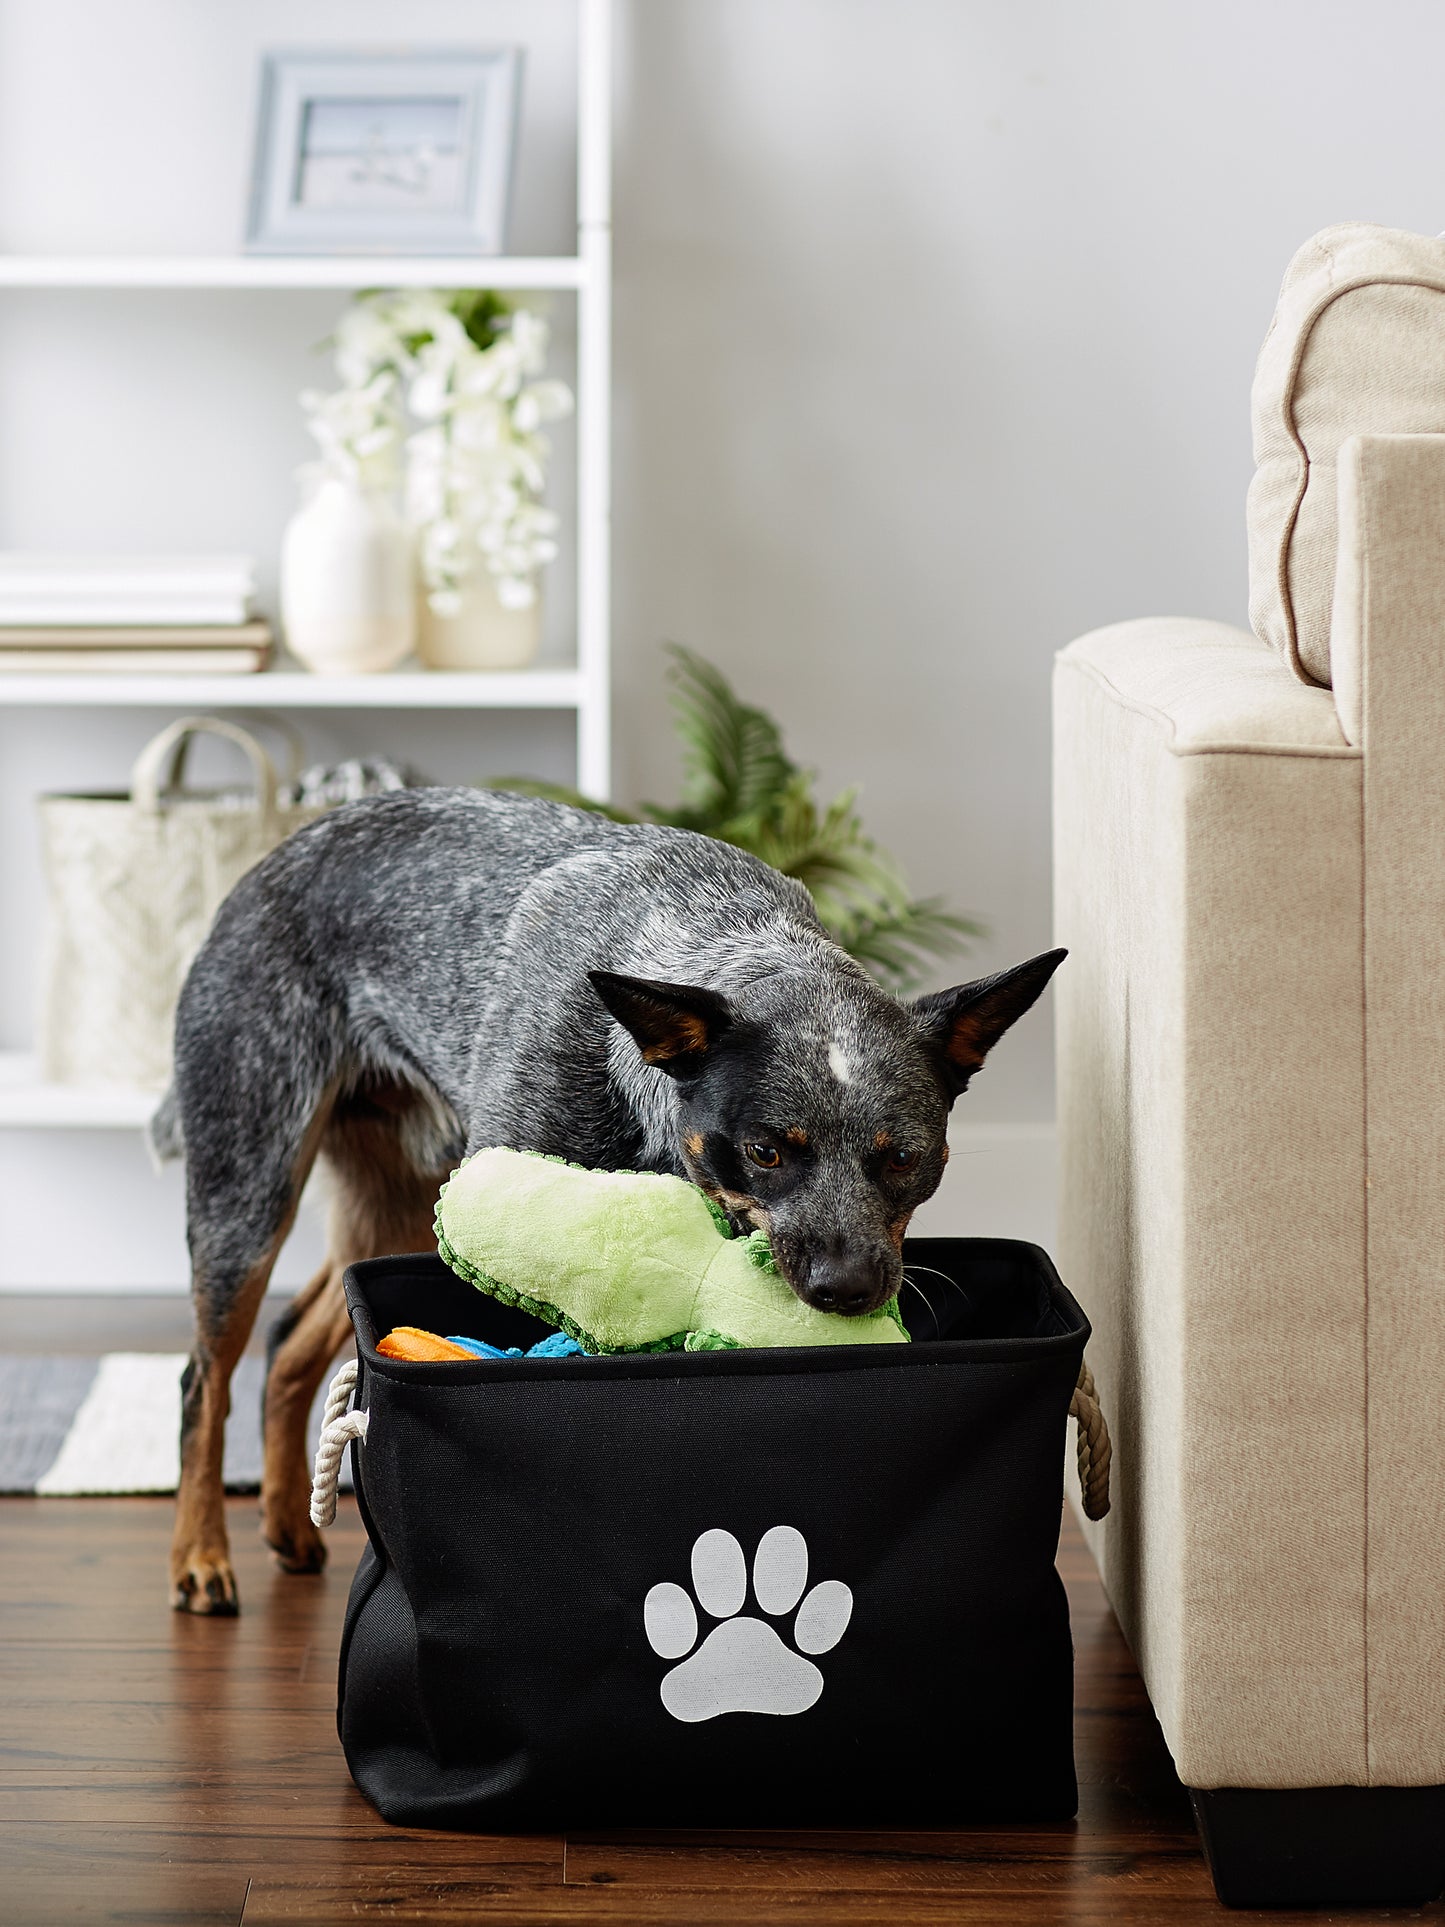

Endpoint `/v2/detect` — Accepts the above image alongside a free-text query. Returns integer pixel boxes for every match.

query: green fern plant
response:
[492,645,983,989]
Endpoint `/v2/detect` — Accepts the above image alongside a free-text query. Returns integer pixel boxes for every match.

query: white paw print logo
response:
[643,1525,853,1723]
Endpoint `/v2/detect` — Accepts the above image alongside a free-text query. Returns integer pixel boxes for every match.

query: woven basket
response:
[38,717,323,1090]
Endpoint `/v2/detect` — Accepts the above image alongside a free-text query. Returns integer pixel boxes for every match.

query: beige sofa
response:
[1054,225,1445,1909]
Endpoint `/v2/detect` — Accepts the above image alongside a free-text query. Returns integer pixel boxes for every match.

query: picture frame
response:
[245,48,522,256]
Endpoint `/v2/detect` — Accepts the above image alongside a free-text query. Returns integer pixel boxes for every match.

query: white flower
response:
[407,361,452,422]
[455,353,509,400]
[334,307,404,387]
[298,367,404,488]
[509,309,549,374]
[513,380,574,432]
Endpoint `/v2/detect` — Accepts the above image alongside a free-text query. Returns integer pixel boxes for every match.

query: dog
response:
[152,787,1063,1613]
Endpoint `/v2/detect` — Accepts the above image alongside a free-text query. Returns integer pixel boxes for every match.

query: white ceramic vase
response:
[415,572,542,671]
[280,476,415,675]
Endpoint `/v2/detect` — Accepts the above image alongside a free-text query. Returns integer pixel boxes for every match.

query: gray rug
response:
[0,1353,354,1495]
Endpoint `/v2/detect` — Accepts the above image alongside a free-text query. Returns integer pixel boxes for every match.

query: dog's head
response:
[589,948,1065,1318]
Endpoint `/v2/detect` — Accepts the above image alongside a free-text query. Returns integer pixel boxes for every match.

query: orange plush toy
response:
[376,1327,475,1363]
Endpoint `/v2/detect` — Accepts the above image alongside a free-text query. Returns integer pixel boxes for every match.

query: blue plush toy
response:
[443,1331,586,1361]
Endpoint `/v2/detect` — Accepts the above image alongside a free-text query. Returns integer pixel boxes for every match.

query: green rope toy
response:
[434,1146,908,1354]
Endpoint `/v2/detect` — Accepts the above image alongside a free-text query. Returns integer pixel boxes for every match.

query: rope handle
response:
[1070,1359,1112,1520]
[310,1359,369,1528]
[131,716,281,826]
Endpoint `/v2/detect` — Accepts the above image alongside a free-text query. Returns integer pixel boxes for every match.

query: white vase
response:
[415,573,542,671]
[280,476,415,675]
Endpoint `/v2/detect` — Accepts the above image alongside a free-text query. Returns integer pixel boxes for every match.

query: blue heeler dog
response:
[153,788,1063,1613]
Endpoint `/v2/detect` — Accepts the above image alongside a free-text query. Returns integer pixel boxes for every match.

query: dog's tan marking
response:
[945,1013,991,1074]
[683,1131,704,1157]
[259,1086,448,1575]
[256,1261,350,1575]
[939,1143,949,1165]
[887,1211,914,1253]
[170,1091,338,1615]
[785,1127,808,1147]
[170,1252,275,1616]
[874,1129,892,1150]
[701,1181,767,1232]
[641,1009,709,1064]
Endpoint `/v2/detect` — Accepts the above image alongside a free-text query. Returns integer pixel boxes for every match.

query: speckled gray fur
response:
[158,788,1060,1326]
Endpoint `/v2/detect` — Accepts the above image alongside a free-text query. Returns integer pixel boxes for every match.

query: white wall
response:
[612,0,1445,1125]
[6,0,1445,1282]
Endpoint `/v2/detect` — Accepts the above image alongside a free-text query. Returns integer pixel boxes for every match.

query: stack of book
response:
[0,556,272,673]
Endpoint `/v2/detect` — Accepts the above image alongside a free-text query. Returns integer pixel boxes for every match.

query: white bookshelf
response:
[0,0,612,1145]
[0,667,586,708]
[0,1054,156,1128]
[0,255,588,290]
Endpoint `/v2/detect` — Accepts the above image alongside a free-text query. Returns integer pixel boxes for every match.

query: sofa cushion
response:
[1057,617,1350,757]
[1248,224,1445,687]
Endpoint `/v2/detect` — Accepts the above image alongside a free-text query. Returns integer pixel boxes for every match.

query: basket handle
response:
[310,1358,368,1528]
[229,710,306,790]
[130,716,281,827]
[1071,1360,1112,1520]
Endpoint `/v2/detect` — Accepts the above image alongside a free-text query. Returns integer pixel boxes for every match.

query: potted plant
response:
[498,646,982,989]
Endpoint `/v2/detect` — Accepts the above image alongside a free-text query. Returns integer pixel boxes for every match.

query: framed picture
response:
[246,49,522,255]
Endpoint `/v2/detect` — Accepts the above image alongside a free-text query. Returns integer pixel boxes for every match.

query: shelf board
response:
[0,1055,156,1129]
[0,667,585,708]
[0,255,586,291]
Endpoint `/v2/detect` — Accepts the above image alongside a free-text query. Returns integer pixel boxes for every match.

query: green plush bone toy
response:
[434,1146,908,1353]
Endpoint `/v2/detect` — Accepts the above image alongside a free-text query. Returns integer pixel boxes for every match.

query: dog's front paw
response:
[170,1549,240,1616]
[261,1508,328,1575]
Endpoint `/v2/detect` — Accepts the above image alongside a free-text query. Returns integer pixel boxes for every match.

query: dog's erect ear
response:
[911,949,1067,1100]
[588,971,735,1078]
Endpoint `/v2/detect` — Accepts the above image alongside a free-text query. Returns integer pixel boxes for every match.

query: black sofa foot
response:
[1191,1785,1445,1908]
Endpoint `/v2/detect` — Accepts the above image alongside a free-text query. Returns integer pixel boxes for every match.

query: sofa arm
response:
[1054,616,1367,1787]
[1329,434,1445,1783]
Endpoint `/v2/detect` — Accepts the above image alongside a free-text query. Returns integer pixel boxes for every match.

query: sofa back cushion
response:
[1248,223,1445,686]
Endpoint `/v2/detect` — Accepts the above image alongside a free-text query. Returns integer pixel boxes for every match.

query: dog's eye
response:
[744,1142,781,1169]
[887,1147,918,1172]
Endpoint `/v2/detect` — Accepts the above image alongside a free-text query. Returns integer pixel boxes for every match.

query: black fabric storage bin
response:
[336,1236,1088,1831]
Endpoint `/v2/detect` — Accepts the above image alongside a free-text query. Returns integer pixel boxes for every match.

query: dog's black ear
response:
[589,971,734,1078]
[911,949,1067,1100]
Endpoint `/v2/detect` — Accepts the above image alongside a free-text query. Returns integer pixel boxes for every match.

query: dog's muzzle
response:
[784,1244,899,1318]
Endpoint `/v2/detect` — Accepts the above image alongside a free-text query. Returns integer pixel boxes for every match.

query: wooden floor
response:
[1,1499,1436,1927]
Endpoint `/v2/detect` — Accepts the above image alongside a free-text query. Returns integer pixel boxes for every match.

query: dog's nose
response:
[806,1255,883,1315]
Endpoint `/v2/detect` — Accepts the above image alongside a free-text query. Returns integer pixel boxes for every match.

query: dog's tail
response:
[146,1085,184,1170]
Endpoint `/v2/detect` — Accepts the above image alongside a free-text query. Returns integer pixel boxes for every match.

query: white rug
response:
[0,1352,353,1495]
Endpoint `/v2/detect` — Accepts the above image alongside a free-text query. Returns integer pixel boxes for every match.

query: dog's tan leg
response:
[257,1261,351,1573]
[171,1098,334,1615]
[169,1247,277,1616]
[259,1090,444,1575]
